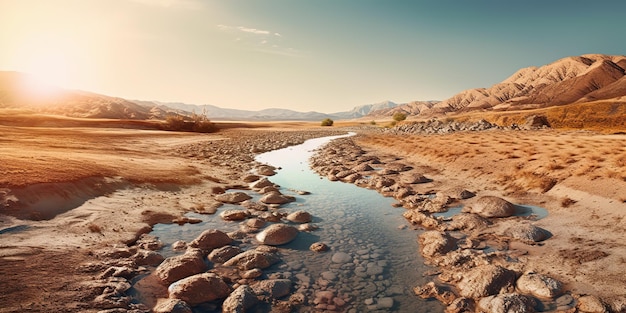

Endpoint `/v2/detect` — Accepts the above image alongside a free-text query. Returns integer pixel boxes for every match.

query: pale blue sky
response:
[1,0,625,112]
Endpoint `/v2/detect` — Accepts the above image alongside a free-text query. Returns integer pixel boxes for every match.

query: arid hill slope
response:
[370,54,626,117]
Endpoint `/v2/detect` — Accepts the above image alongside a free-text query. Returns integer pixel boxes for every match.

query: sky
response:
[2,0,626,113]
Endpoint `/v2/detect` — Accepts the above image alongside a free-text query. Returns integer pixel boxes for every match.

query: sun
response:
[15,39,74,99]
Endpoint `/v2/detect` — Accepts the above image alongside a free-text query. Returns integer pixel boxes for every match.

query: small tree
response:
[393,112,407,122]
[321,118,334,126]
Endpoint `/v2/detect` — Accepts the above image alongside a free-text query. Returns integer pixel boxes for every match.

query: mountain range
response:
[369,54,626,117]
[0,71,400,120]
[1,54,625,121]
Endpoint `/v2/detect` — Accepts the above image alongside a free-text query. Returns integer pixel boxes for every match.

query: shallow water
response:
[150,133,444,312]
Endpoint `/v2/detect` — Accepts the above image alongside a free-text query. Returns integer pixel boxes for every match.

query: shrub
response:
[370,120,376,125]
[321,118,334,126]
[393,112,407,122]
[165,114,217,133]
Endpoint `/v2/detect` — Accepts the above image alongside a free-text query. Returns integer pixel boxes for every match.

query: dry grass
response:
[357,129,626,200]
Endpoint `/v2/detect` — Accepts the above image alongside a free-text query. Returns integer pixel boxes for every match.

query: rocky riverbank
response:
[309,135,626,313]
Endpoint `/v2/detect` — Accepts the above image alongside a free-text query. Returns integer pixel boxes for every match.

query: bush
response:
[321,118,334,126]
[165,114,217,133]
[370,120,377,125]
[393,112,407,122]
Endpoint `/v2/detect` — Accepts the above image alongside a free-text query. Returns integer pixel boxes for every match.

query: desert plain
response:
[0,112,625,313]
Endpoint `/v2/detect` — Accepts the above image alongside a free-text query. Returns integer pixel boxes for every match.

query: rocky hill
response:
[377,54,626,117]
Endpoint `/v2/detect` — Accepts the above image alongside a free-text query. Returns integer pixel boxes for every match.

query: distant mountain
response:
[156,100,400,121]
[0,71,410,121]
[381,54,626,117]
[330,100,400,119]
[367,100,440,117]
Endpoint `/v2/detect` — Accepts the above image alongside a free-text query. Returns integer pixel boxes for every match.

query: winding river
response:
[150,133,444,312]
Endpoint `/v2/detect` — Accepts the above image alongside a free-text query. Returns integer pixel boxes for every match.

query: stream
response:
[149,133,444,312]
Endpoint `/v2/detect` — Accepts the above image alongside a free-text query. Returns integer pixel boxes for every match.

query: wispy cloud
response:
[217,24,306,57]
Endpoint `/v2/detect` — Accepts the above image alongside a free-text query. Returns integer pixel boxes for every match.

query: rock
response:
[172,240,187,251]
[464,196,516,218]
[153,298,192,313]
[310,242,329,252]
[242,174,260,183]
[377,297,394,309]
[445,187,476,200]
[215,192,252,204]
[241,268,263,279]
[457,265,517,298]
[241,200,268,211]
[523,115,551,129]
[257,165,277,176]
[374,177,396,188]
[260,191,295,205]
[256,224,299,245]
[245,218,266,229]
[220,209,250,221]
[132,250,165,266]
[403,210,442,229]
[401,173,431,184]
[155,249,207,285]
[298,223,319,231]
[577,295,608,313]
[446,213,491,231]
[502,222,552,243]
[286,210,312,223]
[136,234,164,250]
[446,297,476,313]
[251,279,292,299]
[414,281,456,305]
[418,231,457,257]
[208,246,243,264]
[352,163,374,171]
[223,285,258,313]
[189,229,232,251]
[168,273,231,306]
[259,186,280,194]
[477,293,536,313]
[250,178,275,190]
[516,272,563,299]
[386,162,412,172]
[331,252,352,264]
[223,249,280,270]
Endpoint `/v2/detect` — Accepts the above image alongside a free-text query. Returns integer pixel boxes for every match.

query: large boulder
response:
[256,224,299,245]
[418,231,457,258]
[464,196,516,218]
[286,210,312,223]
[251,279,292,299]
[445,213,491,231]
[516,272,563,299]
[501,222,552,243]
[208,246,243,264]
[457,265,517,298]
[259,191,295,205]
[155,249,206,285]
[215,192,252,204]
[477,293,536,313]
[189,229,233,251]
[168,273,231,306]
[222,249,280,270]
[222,285,258,313]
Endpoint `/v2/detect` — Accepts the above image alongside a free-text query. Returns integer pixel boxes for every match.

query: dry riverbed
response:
[1,123,625,313]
